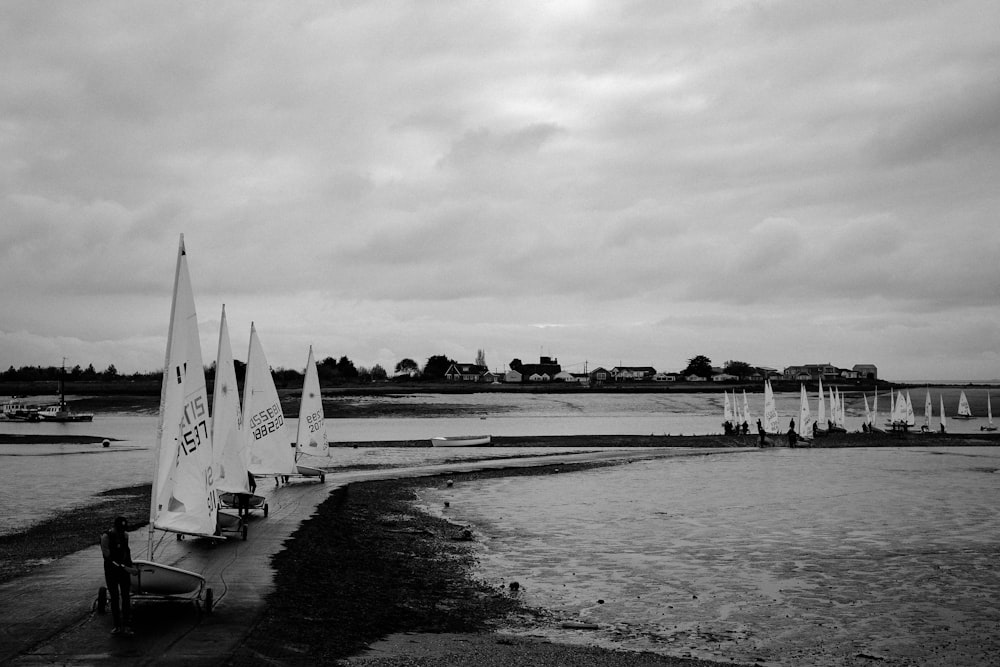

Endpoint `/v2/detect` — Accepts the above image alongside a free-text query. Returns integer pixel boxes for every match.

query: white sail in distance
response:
[244,324,296,476]
[296,346,329,457]
[150,235,218,540]
[211,305,249,494]
[763,380,779,434]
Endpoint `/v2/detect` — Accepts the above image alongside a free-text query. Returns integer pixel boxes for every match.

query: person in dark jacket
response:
[100,516,135,636]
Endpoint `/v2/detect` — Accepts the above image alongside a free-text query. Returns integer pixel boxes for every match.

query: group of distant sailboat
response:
[106,235,331,615]
[723,382,997,442]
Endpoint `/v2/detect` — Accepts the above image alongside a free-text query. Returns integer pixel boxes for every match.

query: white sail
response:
[212,305,249,494]
[742,390,751,427]
[940,395,947,431]
[723,391,733,425]
[863,393,871,426]
[923,391,933,430]
[817,378,826,428]
[763,380,779,434]
[989,391,994,427]
[798,383,812,436]
[149,235,218,542]
[956,391,973,418]
[295,345,329,457]
[244,324,296,476]
[905,391,915,427]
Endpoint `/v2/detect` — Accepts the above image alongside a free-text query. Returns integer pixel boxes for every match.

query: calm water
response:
[421,447,1000,667]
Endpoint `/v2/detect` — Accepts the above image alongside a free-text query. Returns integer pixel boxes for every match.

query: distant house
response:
[511,356,561,383]
[570,373,591,384]
[589,367,610,385]
[611,366,657,382]
[444,363,489,382]
[686,374,708,382]
[853,364,877,380]
[712,373,737,382]
[653,372,678,382]
[504,369,523,383]
[782,364,842,382]
[553,371,576,382]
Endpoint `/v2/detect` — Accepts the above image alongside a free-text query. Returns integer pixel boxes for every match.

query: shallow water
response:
[422,447,1000,667]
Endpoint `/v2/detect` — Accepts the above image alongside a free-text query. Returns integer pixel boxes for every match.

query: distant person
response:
[789,418,795,432]
[940,423,946,434]
[238,472,257,517]
[741,421,749,435]
[100,516,135,636]
[787,423,797,447]
[756,419,766,446]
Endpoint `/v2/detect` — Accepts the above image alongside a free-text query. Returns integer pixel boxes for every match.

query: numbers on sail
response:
[305,409,324,433]
[180,395,208,455]
[249,402,284,441]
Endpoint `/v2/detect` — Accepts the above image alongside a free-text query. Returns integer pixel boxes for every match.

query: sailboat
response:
[37,359,94,422]
[722,391,734,431]
[904,391,916,429]
[213,306,267,523]
[870,387,885,434]
[815,378,827,435]
[797,383,813,443]
[954,390,974,419]
[762,379,779,442]
[939,395,947,433]
[292,346,328,481]
[982,391,997,431]
[128,235,215,612]
[244,324,297,485]
[828,386,846,433]
[921,391,933,433]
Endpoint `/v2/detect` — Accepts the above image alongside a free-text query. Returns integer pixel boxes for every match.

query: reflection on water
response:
[422,447,1000,667]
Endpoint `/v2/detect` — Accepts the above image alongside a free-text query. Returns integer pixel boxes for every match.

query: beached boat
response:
[123,235,214,613]
[37,361,94,422]
[430,435,492,447]
[244,324,298,485]
[953,390,974,419]
[293,346,328,481]
[2,400,40,421]
[210,305,256,532]
[921,391,933,432]
[869,388,885,434]
[762,379,779,438]
[982,391,997,431]
[827,386,846,433]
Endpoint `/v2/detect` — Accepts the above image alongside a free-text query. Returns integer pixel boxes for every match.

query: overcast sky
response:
[2,1,999,382]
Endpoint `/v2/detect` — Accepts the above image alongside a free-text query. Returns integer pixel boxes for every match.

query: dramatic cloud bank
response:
[2,1,999,381]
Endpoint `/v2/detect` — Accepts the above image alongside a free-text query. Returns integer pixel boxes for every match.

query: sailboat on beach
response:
[292,346,328,481]
[940,395,948,433]
[244,324,297,485]
[761,379,779,443]
[123,235,215,612]
[213,306,267,522]
[797,383,813,443]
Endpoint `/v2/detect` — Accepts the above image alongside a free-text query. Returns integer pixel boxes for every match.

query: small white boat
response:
[982,391,997,431]
[953,390,975,419]
[430,435,492,447]
[37,402,94,422]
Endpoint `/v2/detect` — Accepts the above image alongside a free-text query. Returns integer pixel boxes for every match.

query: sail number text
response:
[249,402,284,441]
[304,410,324,433]
[181,395,208,455]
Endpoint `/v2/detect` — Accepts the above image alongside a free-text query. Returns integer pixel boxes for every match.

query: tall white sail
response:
[956,391,973,418]
[742,390,751,427]
[212,305,249,494]
[150,235,218,541]
[939,395,947,431]
[863,393,871,426]
[817,378,826,428]
[905,391,915,427]
[923,391,933,430]
[296,346,329,457]
[763,380,779,434]
[798,383,812,437]
[244,324,296,477]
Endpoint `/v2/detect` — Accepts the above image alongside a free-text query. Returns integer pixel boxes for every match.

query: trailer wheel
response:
[97,586,108,614]
[204,588,213,614]
[264,503,269,517]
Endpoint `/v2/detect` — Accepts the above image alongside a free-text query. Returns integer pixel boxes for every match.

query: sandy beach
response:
[1,431,996,665]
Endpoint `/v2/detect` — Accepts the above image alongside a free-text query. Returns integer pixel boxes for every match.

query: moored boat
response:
[430,435,492,447]
[2,400,40,421]
[37,403,94,422]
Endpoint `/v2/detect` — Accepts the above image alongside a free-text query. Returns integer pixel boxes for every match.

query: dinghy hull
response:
[430,435,492,447]
[131,559,205,597]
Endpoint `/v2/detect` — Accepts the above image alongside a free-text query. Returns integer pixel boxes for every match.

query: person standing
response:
[100,516,135,636]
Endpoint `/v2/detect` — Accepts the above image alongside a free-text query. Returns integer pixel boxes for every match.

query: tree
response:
[475,349,486,367]
[509,358,523,372]
[682,355,713,378]
[422,355,455,379]
[336,356,358,380]
[394,358,419,376]
[102,364,119,379]
[724,360,753,379]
